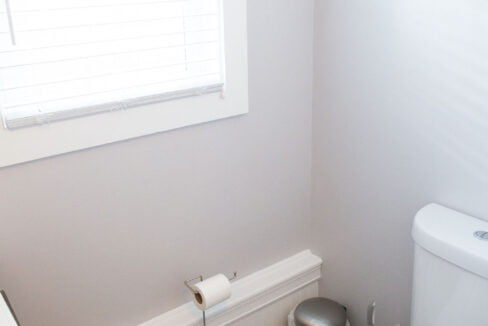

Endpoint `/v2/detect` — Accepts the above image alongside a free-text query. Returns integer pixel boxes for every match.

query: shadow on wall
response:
[313,0,488,326]
[397,0,488,186]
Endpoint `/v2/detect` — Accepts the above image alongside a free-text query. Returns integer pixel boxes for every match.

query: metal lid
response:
[294,297,347,326]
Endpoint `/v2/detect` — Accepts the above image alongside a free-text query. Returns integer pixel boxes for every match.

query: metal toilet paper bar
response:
[184,272,238,326]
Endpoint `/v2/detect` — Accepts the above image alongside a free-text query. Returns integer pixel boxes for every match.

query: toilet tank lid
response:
[412,204,488,279]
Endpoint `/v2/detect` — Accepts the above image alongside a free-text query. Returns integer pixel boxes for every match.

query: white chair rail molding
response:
[0,0,248,167]
[140,250,323,326]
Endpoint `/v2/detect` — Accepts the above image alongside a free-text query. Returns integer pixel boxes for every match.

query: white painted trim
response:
[139,250,323,326]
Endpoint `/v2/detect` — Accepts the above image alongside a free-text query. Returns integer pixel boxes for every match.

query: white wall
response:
[313,0,488,325]
[0,1,315,325]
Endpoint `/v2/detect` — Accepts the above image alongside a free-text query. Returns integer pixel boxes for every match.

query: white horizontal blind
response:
[0,0,225,129]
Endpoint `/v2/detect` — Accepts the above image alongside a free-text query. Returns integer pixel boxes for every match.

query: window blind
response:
[0,0,225,129]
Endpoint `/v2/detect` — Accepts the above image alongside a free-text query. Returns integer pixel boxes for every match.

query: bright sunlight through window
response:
[0,0,225,129]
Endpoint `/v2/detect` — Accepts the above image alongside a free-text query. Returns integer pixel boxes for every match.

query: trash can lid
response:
[294,297,347,326]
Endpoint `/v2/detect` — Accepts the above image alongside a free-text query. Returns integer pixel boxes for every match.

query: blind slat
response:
[0,0,225,129]
[3,72,221,110]
[0,29,218,53]
[2,60,220,107]
[0,0,184,13]
[0,13,219,34]
[2,58,217,91]
[3,82,224,129]
[0,20,213,50]
[0,39,219,69]
[1,42,219,89]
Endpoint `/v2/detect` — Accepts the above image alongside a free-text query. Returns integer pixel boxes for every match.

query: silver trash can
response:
[292,297,348,326]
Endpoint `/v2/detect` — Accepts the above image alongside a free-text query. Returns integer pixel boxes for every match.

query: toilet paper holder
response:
[184,273,237,326]
[184,272,238,294]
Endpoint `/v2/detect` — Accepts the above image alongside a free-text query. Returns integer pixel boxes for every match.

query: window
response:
[0,0,227,129]
[0,0,248,167]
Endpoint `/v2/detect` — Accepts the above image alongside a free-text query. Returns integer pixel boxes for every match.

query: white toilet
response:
[411,204,488,326]
[289,204,487,326]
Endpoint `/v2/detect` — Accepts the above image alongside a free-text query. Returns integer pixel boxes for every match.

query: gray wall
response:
[0,1,315,325]
[5,1,488,325]
[313,0,488,325]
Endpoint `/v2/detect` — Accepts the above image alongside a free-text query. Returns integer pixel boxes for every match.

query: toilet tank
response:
[411,204,488,326]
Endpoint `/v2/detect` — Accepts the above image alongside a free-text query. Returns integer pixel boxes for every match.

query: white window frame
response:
[0,0,248,168]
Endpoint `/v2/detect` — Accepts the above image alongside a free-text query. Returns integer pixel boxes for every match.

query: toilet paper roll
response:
[192,274,232,311]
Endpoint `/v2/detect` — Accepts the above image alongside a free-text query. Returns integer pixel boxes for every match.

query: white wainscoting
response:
[139,250,322,326]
